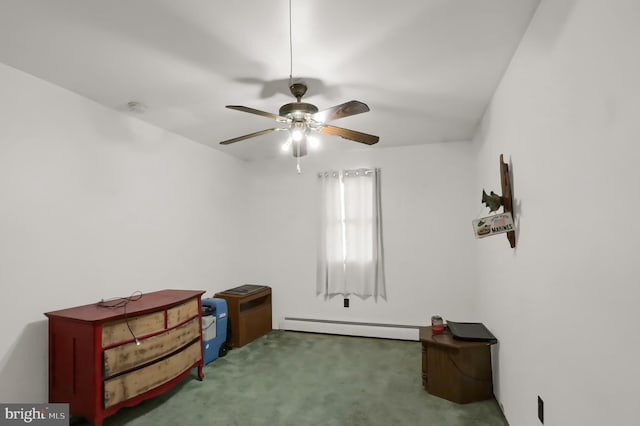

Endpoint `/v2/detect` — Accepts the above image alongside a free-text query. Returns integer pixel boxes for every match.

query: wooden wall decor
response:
[477,154,516,248]
[499,154,516,248]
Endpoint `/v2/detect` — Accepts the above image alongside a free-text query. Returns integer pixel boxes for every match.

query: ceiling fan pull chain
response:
[296,138,302,174]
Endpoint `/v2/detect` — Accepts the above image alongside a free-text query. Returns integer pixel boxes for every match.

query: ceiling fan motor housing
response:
[279,102,318,118]
[279,82,319,118]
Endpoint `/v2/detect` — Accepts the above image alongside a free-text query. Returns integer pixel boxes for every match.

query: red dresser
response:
[45,289,205,426]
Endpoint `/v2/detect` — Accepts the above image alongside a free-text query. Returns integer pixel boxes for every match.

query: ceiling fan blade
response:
[318,125,379,145]
[219,128,282,145]
[226,105,289,123]
[312,100,370,123]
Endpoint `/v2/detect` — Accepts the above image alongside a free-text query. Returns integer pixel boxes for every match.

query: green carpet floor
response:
[97,331,508,426]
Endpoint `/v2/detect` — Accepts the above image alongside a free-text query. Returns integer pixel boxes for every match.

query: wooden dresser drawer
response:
[167,298,199,328]
[102,311,165,347]
[103,317,201,378]
[103,340,202,408]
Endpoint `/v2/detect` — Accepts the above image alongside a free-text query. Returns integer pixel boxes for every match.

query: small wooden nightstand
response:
[419,326,496,404]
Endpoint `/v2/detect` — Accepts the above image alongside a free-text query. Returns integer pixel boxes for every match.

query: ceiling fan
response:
[219,82,379,158]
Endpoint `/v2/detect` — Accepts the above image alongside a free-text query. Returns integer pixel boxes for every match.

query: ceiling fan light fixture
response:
[281,138,292,152]
[292,139,307,158]
[291,120,306,141]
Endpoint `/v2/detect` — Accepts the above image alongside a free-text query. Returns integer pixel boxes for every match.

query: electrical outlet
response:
[538,396,544,424]
[344,298,349,308]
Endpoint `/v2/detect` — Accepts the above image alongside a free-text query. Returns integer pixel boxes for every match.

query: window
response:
[316,168,386,299]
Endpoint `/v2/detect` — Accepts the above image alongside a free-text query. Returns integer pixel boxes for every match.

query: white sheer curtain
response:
[316,168,386,300]
[316,171,345,296]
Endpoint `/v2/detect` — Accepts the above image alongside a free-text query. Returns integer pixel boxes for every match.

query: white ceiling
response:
[0,0,540,161]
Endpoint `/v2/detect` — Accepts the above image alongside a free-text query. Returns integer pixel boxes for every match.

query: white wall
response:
[240,142,478,337]
[0,63,248,402]
[10,4,638,422]
[473,1,640,425]
[0,60,480,403]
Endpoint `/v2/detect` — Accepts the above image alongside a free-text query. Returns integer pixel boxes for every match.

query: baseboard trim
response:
[279,317,420,341]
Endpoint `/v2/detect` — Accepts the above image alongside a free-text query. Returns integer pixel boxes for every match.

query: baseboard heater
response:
[280,317,420,341]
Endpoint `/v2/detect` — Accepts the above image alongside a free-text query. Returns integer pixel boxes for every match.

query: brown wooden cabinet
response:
[419,326,496,404]
[45,289,205,426]
[214,285,272,348]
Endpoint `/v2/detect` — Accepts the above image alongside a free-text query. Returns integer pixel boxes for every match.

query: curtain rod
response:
[317,168,378,178]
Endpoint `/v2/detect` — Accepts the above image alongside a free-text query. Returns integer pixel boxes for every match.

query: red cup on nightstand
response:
[431,315,444,334]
